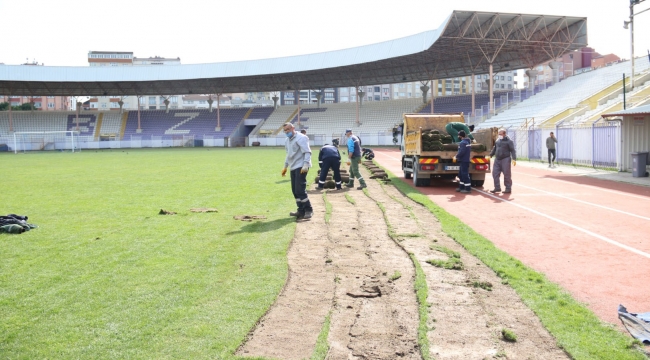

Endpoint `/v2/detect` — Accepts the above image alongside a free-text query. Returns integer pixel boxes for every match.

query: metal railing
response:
[503,120,621,169]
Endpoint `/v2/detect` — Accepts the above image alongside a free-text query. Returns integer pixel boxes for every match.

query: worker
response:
[486,128,516,194]
[281,122,313,220]
[344,129,367,190]
[445,123,476,143]
[452,130,472,193]
[546,132,557,168]
[361,147,375,161]
[316,143,343,190]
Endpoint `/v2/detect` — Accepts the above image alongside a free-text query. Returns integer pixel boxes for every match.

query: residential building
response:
[1,61,70,110]
[86,52,183,110]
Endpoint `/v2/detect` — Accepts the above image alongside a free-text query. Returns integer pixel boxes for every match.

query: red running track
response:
[373,148,650,326]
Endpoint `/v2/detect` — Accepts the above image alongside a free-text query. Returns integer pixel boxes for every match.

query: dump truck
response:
[400,113,497,187]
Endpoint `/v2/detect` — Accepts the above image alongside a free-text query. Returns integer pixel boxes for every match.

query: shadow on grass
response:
[226,217,295,235]
[275,180,291,184]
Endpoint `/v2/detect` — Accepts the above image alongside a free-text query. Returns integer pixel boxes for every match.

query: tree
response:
[16,103,34,111]
[0,102,8,111]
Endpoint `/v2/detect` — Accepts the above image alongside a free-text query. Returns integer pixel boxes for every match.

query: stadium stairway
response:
[254,105,297,136]
[94,113,104,140]
[477,56,650,129]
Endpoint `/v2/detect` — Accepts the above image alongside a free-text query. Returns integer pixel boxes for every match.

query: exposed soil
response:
[238,165,569,359]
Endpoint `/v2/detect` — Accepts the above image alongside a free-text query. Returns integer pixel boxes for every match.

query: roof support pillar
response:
[75,99,82,131]
[137,96,142,133]
[429,81,434,114]
[315,91,322,108]
[296,88,301,127]
[489,63,494,113]
[471,74,475,117]
[356,88,365,126]
[215,93,222,131]
[272,95,279,109]
[8,97,13,132]
[525,69,538,94]
[420,82,429,105]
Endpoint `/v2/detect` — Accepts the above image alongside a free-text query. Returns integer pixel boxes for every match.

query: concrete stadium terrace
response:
[0,10,586,97]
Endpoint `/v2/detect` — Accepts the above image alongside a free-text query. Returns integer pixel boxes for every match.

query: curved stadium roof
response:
[0,10,587,97]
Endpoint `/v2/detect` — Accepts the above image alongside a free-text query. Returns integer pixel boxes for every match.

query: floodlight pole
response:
[630,1,636,89]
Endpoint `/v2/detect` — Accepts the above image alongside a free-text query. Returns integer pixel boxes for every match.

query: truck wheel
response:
[404,171,412,179]
[413,165,430,187]
[471,180,485,187]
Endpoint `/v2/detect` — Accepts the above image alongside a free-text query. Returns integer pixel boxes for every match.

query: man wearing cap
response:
[281,122,313,220]
[344,129,367,190]
[445,122,476,143]
[486,128,516,194]
[452,130,472,193]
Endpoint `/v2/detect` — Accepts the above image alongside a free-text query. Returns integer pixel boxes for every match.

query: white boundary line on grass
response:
[474,189,650,260]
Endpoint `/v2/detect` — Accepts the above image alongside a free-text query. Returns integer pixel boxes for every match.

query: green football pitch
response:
[0,148,300,359]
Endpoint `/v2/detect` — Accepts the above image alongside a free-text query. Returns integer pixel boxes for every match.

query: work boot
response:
[290,211,300,217]
[455,187,462,192]
[345,182,355,188]
[503,188,512,194]
[460,189,471,194]
[490,189,501,193]
[303,211,313,219]
[357,185,367,190]
[548,164,552,168]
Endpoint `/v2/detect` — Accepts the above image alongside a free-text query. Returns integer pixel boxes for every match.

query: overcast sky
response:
[1,0,649,68]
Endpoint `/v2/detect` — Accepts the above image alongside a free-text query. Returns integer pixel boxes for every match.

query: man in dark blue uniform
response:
[317,143,343,190]
[453,130,472,194]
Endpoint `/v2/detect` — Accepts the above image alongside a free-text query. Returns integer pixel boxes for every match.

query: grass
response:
[501,328,518,342]
[427,245,463,270]
[389,271,402,281]
[375,163,648,360]
[411,254,432,360]
[471,281,493,291]
[344,193,356,205]
[0,148,303,359]
[430,244,460,259]
[310,312,332,360]
[323,192,333,224]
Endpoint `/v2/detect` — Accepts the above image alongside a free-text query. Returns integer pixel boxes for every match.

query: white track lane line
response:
[517,171,650,201]
[474,189,650,260]
[515,183,650,221]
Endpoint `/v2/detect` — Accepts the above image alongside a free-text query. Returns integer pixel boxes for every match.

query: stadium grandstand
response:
[476,56,650,129]
[1,10,593,154]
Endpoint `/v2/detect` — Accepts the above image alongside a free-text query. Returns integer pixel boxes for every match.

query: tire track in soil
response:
[326,189,420,359]
[236,195,334,360]
[361,165,569,360]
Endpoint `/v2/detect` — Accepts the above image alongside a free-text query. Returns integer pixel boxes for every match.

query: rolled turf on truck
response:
[400,113,497,187]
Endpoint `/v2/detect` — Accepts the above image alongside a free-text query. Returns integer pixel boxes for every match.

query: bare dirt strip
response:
[238,164,568,359]
[372,147,650,327]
